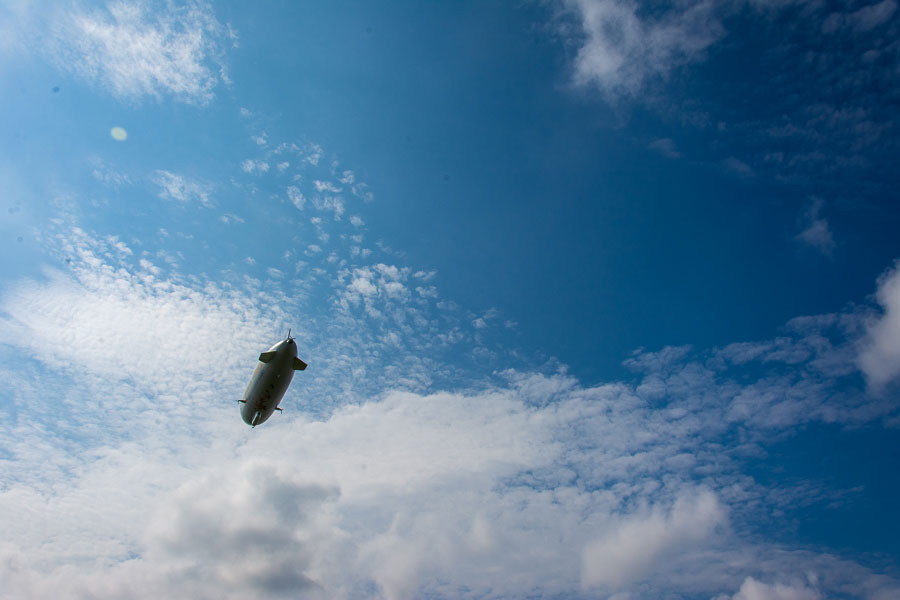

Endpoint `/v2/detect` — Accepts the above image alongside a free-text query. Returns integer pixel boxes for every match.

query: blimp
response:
[239,330,307,427]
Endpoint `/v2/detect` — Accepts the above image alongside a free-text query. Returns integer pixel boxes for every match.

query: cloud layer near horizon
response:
[1,219,899,599]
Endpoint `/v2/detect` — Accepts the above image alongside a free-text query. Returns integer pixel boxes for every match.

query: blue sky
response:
[1,1,900,598]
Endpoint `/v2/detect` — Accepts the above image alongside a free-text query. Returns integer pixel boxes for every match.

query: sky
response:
[1,0,900,598]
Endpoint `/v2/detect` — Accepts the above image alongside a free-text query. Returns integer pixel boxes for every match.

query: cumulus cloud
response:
[1,352,897,598]
[858,260,900,388]
[719,576,822,600]
[144,462,339,596]
[582,489,727,588]
[565,0,726,99]
[50,0,233,104]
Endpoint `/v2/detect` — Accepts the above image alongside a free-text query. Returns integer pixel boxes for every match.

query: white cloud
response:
[823,0,898,34]
[107,235,132,256]
[849,0,897,31]
[252,131,268,146]
[90,158,132,187]
[566,0,726,100]
[241,159,270,174]
[472,308,499,330]
[312,195,345,220]
[51,1,233,104]
[858,260,900,388]
[415,286,438,299]
[375,264,404,281]
[0,232,286,403]
[352,182,375,203]
[287,185,306,210]
[1,348,895,599]
[649,137,681,158]
[338,265,422,322]
[582,489,727,588]
[721,576,822,600]
[723,156,755,178]
[152,170,213,207]
[314,180,342,193]
[796,198,835,255]
[349,273,377,297]
[302,143,323,166]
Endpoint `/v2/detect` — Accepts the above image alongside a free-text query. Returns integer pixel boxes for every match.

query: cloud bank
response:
[2,129,899,598]
[2,225,899,598]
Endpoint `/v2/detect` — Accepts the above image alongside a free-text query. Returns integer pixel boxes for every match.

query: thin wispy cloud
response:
[562,0,900,200]
[89,157,132,188]
[648,137,682,158]
[50,1,234,104]
[796,198,835,255]
[152,170,214,207]
[823,0,897,34]
[723,156,755,178]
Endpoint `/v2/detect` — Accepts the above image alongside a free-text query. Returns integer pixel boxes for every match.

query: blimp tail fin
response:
[259,351,276,363]
[293,357,308,371]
